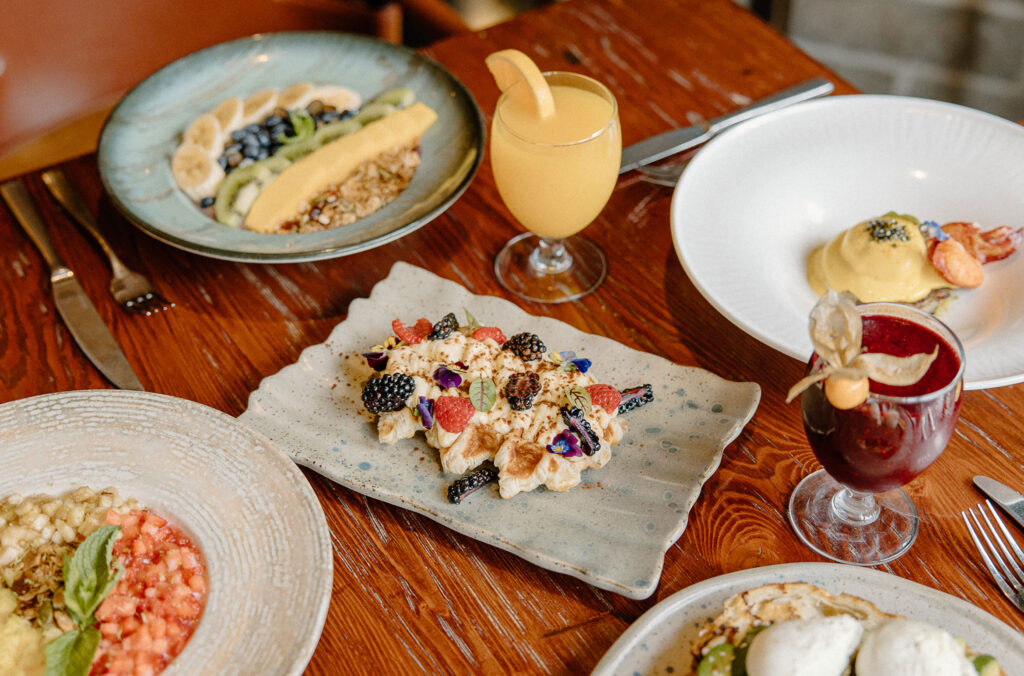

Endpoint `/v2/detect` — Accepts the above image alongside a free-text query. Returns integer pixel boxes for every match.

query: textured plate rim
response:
[0,389,334,675]
[97,30,485,263]
[592,561,1024,675]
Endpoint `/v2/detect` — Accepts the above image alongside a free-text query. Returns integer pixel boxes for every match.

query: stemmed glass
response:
[490,71,621,303]
[788,302,965,565]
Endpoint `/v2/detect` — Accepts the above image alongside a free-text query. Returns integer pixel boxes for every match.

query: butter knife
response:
[619,77,835,174]
[974,475,1024,531]
[1,180,144,391]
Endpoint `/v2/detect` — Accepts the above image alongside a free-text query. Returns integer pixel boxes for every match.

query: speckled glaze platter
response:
[240,262,761,599]
[592,563,1024,675]
[97,31,483,262]
[0,391,333,676]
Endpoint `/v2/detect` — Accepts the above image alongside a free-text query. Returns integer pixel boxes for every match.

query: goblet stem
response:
[831,487,881,526]
[528,237,573,275]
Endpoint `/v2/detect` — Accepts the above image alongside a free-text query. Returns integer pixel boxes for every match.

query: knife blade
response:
[973,475,1024,531]
[1,180,144,391]
[619,77,835,174]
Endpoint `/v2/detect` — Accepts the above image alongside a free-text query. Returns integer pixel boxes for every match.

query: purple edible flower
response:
[547,430,582,458]
[433,366,463,389]
[416,396,435,430]
[363,351,388,371]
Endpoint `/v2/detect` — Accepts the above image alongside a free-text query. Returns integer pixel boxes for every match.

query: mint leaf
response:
[44,627,100,676]
[463,308,481,333]
[468,378,497,412]
[63,525,122,628]
[565,385,592,414]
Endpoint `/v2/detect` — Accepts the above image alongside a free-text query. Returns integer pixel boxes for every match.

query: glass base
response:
[788,469,919,565]
[494,232,607,303]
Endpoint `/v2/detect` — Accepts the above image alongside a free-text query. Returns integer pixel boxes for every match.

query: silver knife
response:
[619,77,835,174]
[974,475,1024,531]
[1,180,144,391]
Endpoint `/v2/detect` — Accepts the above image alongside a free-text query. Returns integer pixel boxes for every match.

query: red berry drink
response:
[802,313,964,493]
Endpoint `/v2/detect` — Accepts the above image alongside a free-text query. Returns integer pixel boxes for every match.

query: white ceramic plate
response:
[592,562,1024,675]
[670,95,1024,389]
[240,262,761,599]
[0,391,332,676]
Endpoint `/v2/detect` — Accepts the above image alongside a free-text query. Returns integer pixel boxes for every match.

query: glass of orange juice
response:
[490,68,620,303]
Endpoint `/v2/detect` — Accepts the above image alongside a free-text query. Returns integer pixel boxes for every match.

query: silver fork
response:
[962,500,1024,613]
[637,159,692,187]
[41,169,173,316]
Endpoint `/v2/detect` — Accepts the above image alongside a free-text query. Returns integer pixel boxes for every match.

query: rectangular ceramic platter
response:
[240,262,760,598]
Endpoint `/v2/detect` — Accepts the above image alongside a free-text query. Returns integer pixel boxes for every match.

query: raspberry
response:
[472,326,507,345]
[428,312,459,340]
[504,372,541,411]
[392,318,432,344]
[502,332,546,361]
[434,396,475,433]
[586,384,622,413]
[362,373,415,413]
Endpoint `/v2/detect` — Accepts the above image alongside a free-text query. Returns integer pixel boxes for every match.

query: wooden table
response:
[3,0,1023,672]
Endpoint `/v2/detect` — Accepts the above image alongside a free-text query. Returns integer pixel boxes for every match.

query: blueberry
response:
[263,114,284,127]
[199,196,215,208]
[216,155,228,170]
[230,129,248,143]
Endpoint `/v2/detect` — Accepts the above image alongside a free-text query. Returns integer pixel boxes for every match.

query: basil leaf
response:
[63,525,122,628]
[565,385,592,414]
[468,378,497,412]
[44,627,101,676]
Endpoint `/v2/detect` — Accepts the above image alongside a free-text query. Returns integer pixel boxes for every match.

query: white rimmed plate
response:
[670,95,1024,389]
[592,562,1024,675]
[0,390,332,675]
[98,31,483,262]
[240,262,761,599]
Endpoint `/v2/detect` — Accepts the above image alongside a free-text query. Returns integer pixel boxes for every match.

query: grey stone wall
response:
[774,0,1024,120]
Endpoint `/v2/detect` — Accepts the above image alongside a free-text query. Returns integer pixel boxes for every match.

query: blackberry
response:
[447,464,498,504]
[361,373,415,413]
[617,384,654,415]
[502,332,547,361]
[504,372,541,411]
[560,406,600,456]
[428,312,459,340]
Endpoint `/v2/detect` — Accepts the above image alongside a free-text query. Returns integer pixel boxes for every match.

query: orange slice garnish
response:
[485,49,555,119]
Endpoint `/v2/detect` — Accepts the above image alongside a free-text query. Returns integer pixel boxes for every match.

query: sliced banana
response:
[171,143,225,201]
[310,85,362,113]
[277,82,314,110]
[211,96,243,133]
[182,113,225,154]
[242,88,278,125]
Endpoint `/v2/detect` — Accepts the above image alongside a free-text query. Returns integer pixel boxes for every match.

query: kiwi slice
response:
[972,655,1000,676]
[314,118,362,145]
[276,135,321,162]
[353,102,396,125]
[213,156,290,227]
[373,87,415,108]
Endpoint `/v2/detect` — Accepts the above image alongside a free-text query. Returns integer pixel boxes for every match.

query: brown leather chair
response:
[0,0,468,180]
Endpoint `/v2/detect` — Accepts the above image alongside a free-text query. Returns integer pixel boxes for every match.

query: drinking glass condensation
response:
[491,72,620,303]
[789,302,965,566]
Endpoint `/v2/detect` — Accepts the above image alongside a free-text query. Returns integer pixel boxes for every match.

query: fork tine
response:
[963,509,1015,599]
[981,501,1024,584]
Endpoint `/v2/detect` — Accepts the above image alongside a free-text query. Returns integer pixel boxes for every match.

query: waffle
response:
[368,327,627,499]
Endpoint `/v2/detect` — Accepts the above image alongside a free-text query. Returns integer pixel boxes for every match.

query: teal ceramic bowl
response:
[98,32,484,262]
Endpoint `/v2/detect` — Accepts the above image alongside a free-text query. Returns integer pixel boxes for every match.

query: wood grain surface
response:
[3,0,1023,673]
